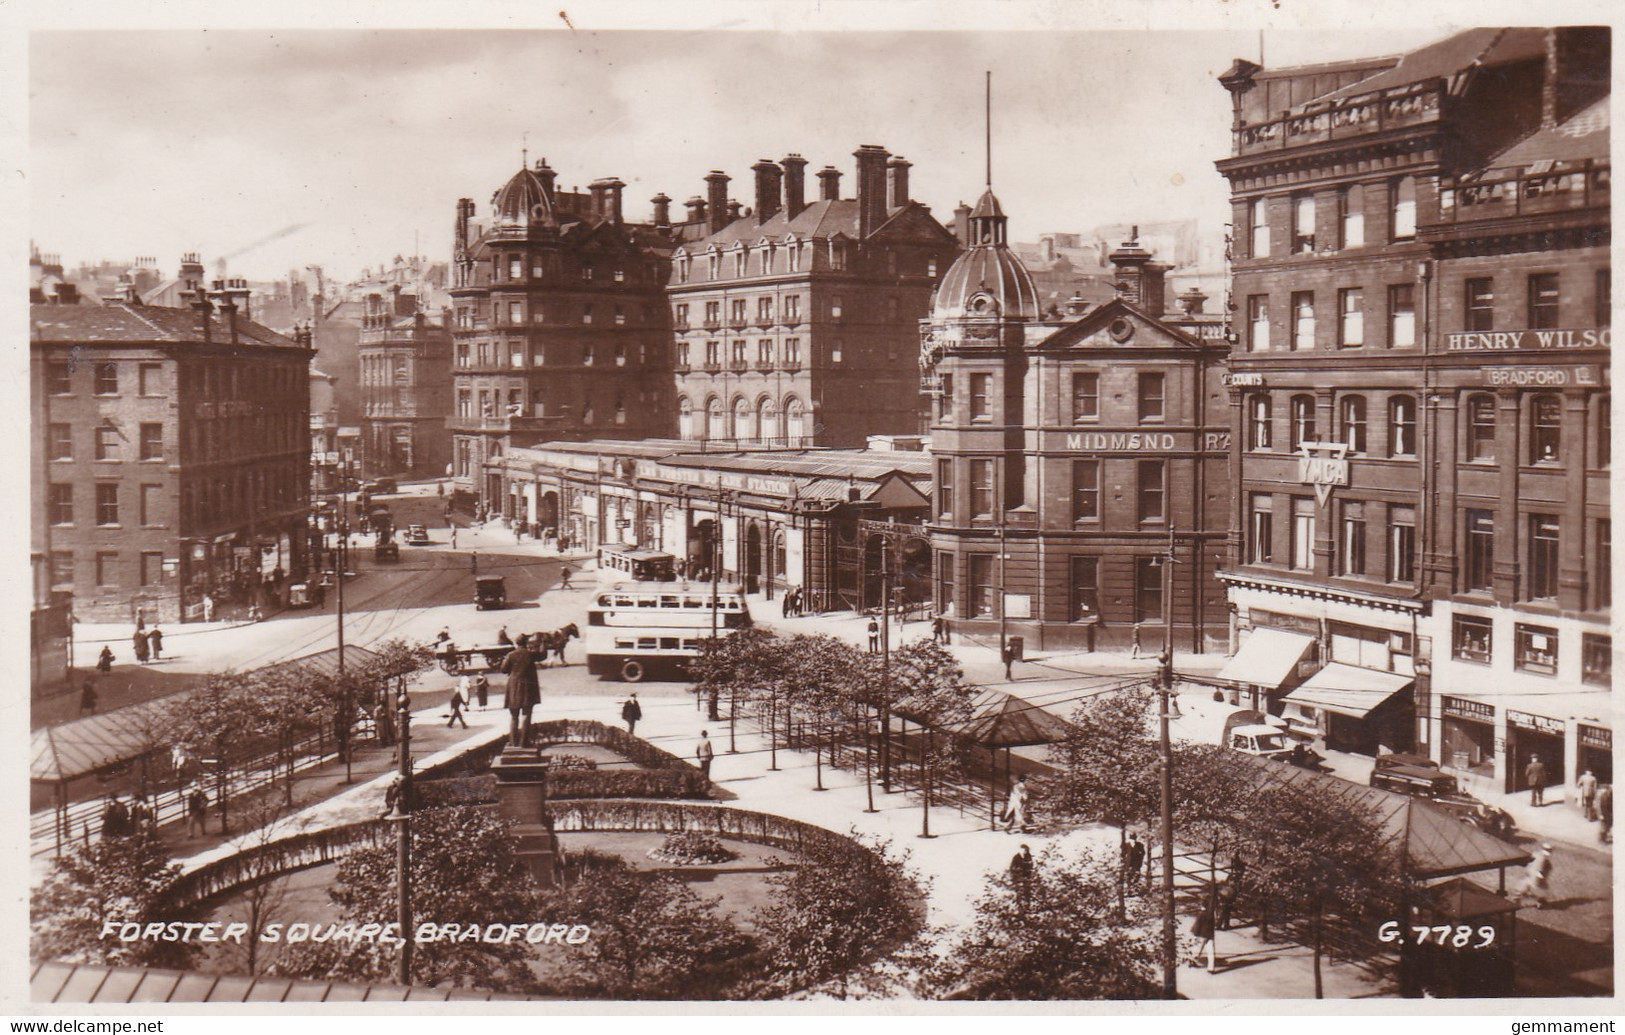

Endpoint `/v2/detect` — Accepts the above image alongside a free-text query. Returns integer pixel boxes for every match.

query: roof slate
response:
[31,302,301,349]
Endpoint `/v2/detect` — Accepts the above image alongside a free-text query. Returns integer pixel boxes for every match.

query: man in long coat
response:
[501,635,542,747]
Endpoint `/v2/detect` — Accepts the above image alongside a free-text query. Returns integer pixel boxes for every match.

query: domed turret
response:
[931,188,1038,321]
[492,164,555,227]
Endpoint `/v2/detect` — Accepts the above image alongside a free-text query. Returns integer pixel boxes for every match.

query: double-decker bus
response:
[596,547,677,585]
[584,583,751,682]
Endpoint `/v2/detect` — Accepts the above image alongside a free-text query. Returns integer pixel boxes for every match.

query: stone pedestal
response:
[491,747,559,887]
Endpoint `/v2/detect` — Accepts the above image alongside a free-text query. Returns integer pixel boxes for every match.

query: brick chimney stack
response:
[685,196,708,224]
[853,144,891,239]
[817,165,842,201]
[651,193,672,228]
[953,201,971,242]
[533,158,557,197]
[1109,227,1169,315]
[705,171,730,234]
[886,156,912,209]
[600,177,626,225]
[752,159,783,224]
[781,154,808,220]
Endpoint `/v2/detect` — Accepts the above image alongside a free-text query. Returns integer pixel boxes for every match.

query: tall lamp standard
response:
[707,479,723,722]
[1149,522,1180,999]
[337,456,352,784]
[391,688,414,985]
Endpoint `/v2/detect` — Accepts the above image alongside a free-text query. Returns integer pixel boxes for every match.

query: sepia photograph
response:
[16,0,1616,1014]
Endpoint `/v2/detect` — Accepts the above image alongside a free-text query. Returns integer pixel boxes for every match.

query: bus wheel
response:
[620,659,645,683]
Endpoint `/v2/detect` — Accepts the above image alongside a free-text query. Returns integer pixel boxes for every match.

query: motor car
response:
[1370,753,1516,840]
[405,524,431,545]
[1226,724,1295,762]
[373,477,397,494]
[375,541,400,562]
[474,574,507,610]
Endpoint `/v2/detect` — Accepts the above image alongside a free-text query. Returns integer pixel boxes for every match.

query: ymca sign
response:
[1297,441,1350,506]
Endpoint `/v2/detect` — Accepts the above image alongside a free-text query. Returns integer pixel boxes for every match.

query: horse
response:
[530,623,580,665]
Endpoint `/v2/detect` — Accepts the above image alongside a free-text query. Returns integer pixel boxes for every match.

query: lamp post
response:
[337,458,352,785]
[1150,523,1179,999]
[393,687,413,986]
[707,480,722,722]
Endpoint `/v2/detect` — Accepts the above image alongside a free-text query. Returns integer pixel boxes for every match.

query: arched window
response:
[1466,394,1496,461]
[1389,395,1417,457]
[759,397,779,442]
[733,397,753,441]
[1530,394,1562,463]
[1290,394,1316,450]
[1248,394,1272,450]
[785,396,805,444]
[706,397,725,441]
[1339,395,1368,454]
[677,397,694,439]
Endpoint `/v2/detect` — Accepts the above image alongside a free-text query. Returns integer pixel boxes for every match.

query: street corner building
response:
[30,277,315,633]
[920,179,1232,653]
[1212,28,1611,786]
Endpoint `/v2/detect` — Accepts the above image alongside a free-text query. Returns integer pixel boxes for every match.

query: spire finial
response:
[521,131,529,168]
[985,70,993,189]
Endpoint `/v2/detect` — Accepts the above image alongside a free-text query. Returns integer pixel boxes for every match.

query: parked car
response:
[405,524,431,545]
[1226,724,1295,762]
[1370,753,1516,840]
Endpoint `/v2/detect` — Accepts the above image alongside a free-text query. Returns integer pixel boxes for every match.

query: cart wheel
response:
[620,659,645,683]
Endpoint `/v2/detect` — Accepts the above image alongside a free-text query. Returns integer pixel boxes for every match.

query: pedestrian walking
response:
[473,673,490,710]
[868,618,880,653]
[781,592,792,619]
[79,679,98,717]
[1513,843,1555,908]
[97,645,114,673]
[1189,901,1218,972]
[100,795,130,840]
[931,616,944,643]
[697,729,715,781]
[1001,775,1030,834]
[1526,754,1548,806]
[1009,843,1035,905]
[1123,832,1146,891]
[1002,638,1015,681]
[1598,785,1613,843]
[187,786,208,837]
[450,526,458,548]
[1130,623,1144,659]
[129,793,153,833]
[561,566,574,589]
[500,636,541,748]
[621,692,643,735]
[447,678,469,729]
[148,626,163,660]
[1577,769,1599,820]
[437,482,445,498]
[1216,878,1240,930]
[133,628,150,665]
[202,593,215,622]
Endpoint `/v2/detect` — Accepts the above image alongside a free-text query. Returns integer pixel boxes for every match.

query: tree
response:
[1242,774,1406,998]
[1050,685,1162,913]
[165,672,280,835]
[925,845,1162,999]
[545,855,756,999]
[271,805,547,992]
[31,827,200,970]
[887,639,977,833]
[752,834,927,999]
[216,801,298,976]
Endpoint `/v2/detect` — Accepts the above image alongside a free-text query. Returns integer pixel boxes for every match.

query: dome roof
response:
[932,243,1040,321]
[492,167,554,226]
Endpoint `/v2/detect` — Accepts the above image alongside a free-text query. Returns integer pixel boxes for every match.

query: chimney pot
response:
[751,159,783,224]
[781,154,808,219]
[817,165,842,202]
[651,192,673,228]
[886,155,912,209]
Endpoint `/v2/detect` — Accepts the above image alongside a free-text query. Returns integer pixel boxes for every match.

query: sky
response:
[17,5,1583,286]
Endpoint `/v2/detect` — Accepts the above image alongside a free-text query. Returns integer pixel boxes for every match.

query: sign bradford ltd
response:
[1297,440,1350,506]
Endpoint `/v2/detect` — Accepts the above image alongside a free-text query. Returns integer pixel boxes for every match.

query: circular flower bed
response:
[543,753,599,771]
[646,830,738,866]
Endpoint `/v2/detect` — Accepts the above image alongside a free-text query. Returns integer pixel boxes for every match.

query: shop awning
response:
[1216,628,1315,688]
[1284,663,1414,719]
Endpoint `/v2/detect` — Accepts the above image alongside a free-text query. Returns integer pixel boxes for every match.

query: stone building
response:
[1213,27,1609,782]
[449,160,683,508]
[921,179,1231,653]
[667,147,961,447]
[358,286,452,481]
[32,288,313,623]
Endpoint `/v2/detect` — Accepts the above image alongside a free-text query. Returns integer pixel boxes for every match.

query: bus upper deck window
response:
[661,596,679,607]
